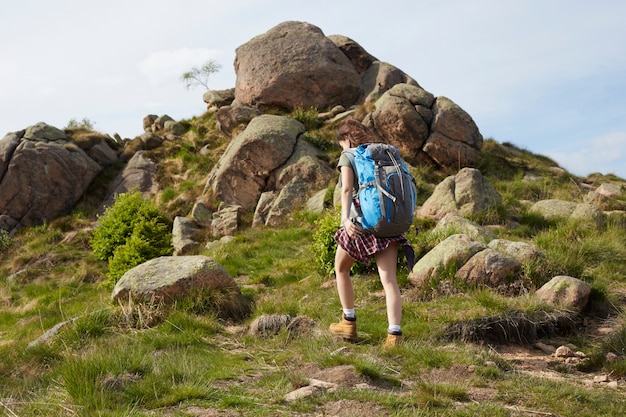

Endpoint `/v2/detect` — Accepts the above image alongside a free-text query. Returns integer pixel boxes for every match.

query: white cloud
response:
[547,132,626,178]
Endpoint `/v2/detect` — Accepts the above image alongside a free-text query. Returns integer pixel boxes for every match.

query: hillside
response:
[1,110,626,417]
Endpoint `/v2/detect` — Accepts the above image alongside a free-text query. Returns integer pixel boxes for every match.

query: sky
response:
[2,0,625,179]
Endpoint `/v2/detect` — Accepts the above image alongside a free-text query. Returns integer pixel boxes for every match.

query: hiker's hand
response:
[344,219,362,238]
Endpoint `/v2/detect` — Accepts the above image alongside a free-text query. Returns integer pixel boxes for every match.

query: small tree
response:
[180,60,221,91]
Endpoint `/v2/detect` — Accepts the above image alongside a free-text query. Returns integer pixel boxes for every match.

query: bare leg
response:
[334,245,355,310]
[374,243,401,328]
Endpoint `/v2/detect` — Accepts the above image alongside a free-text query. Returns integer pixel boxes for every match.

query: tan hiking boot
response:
[383,331,403,349]
[329,314,357,342]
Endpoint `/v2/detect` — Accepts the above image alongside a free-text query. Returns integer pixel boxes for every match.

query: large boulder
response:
[101,151,159,211]
[172,216,201,256]
[487,239,546,264]
[417,167,502,221]
[234,21,361,110]
[360,62,420,106]
[425,96,483,168]
[205,115,305,210]
[327,34,377,76]
[215,105,262,137]
[535,275,592,314]
[431,212,496,243]
[455,249,522,288]
[408,234,486,289]
[112,255,249,318]
[0,122,102,227]
[529,199,605,228]
[256,138,334,227]
[364,88,483,168]
[367,84,433,158]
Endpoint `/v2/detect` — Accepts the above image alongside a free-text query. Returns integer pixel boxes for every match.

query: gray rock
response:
[417,168,502,221]
[0,123,102,227]
[408,234,486,289]
[487,239,546,263]
[455,248,522,287]
[206,115,304,209]
[172,216,201,256]
[211,204,241,237]
[530,199,604,228]
[112,255,241,308]
[432,212,496,243]
[535,275,592,314]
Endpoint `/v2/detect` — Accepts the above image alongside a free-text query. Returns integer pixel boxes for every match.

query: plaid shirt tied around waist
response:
[334,227,416,270]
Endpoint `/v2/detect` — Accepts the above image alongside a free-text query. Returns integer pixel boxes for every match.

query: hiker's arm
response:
[340,166,360,237]
[340,166,353,224]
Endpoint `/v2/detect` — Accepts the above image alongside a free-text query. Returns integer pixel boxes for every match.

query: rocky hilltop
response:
[1,21,484,234]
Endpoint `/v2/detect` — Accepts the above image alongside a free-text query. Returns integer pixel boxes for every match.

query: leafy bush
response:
[311,209,369,276]
[90,192,173,286]
[0,229,11,253]
[312,209,340,276]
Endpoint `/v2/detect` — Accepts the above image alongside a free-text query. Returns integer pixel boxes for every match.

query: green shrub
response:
[90,192,173,286]
[311,209,369,276]
[0,229,11,252]
[312,209,340,276]
[291,106,322,130]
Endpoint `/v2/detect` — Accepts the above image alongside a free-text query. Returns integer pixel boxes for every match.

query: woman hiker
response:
[329,118,415,349]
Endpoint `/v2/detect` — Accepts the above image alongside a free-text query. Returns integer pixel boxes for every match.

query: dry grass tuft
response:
[445,310,578,344]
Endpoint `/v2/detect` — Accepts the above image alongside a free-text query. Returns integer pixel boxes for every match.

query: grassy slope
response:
[1,112,626,416]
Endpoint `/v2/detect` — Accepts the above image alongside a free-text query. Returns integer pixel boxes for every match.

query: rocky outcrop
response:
[417,167,502,221]
[338,80,480,171]
[218,21,484,170]
[143,114,186,136]
[206,114,303,209]
[234,21,361,111]
[202,114,334,231]
[0,122,104,228]
[408,223,544,293]
[258,138,334,227]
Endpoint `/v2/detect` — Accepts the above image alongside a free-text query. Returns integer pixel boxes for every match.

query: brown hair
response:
[336,118,379,147]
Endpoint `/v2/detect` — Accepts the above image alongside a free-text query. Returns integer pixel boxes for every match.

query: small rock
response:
[534,342,556,355]
[555,345,574,358]
[606,352,619,363]
[593,374,609,383]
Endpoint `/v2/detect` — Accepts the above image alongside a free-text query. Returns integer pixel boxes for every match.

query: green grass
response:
[1,128,626,416]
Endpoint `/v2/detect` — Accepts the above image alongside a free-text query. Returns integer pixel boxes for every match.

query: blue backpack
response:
[343,143,417,237]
